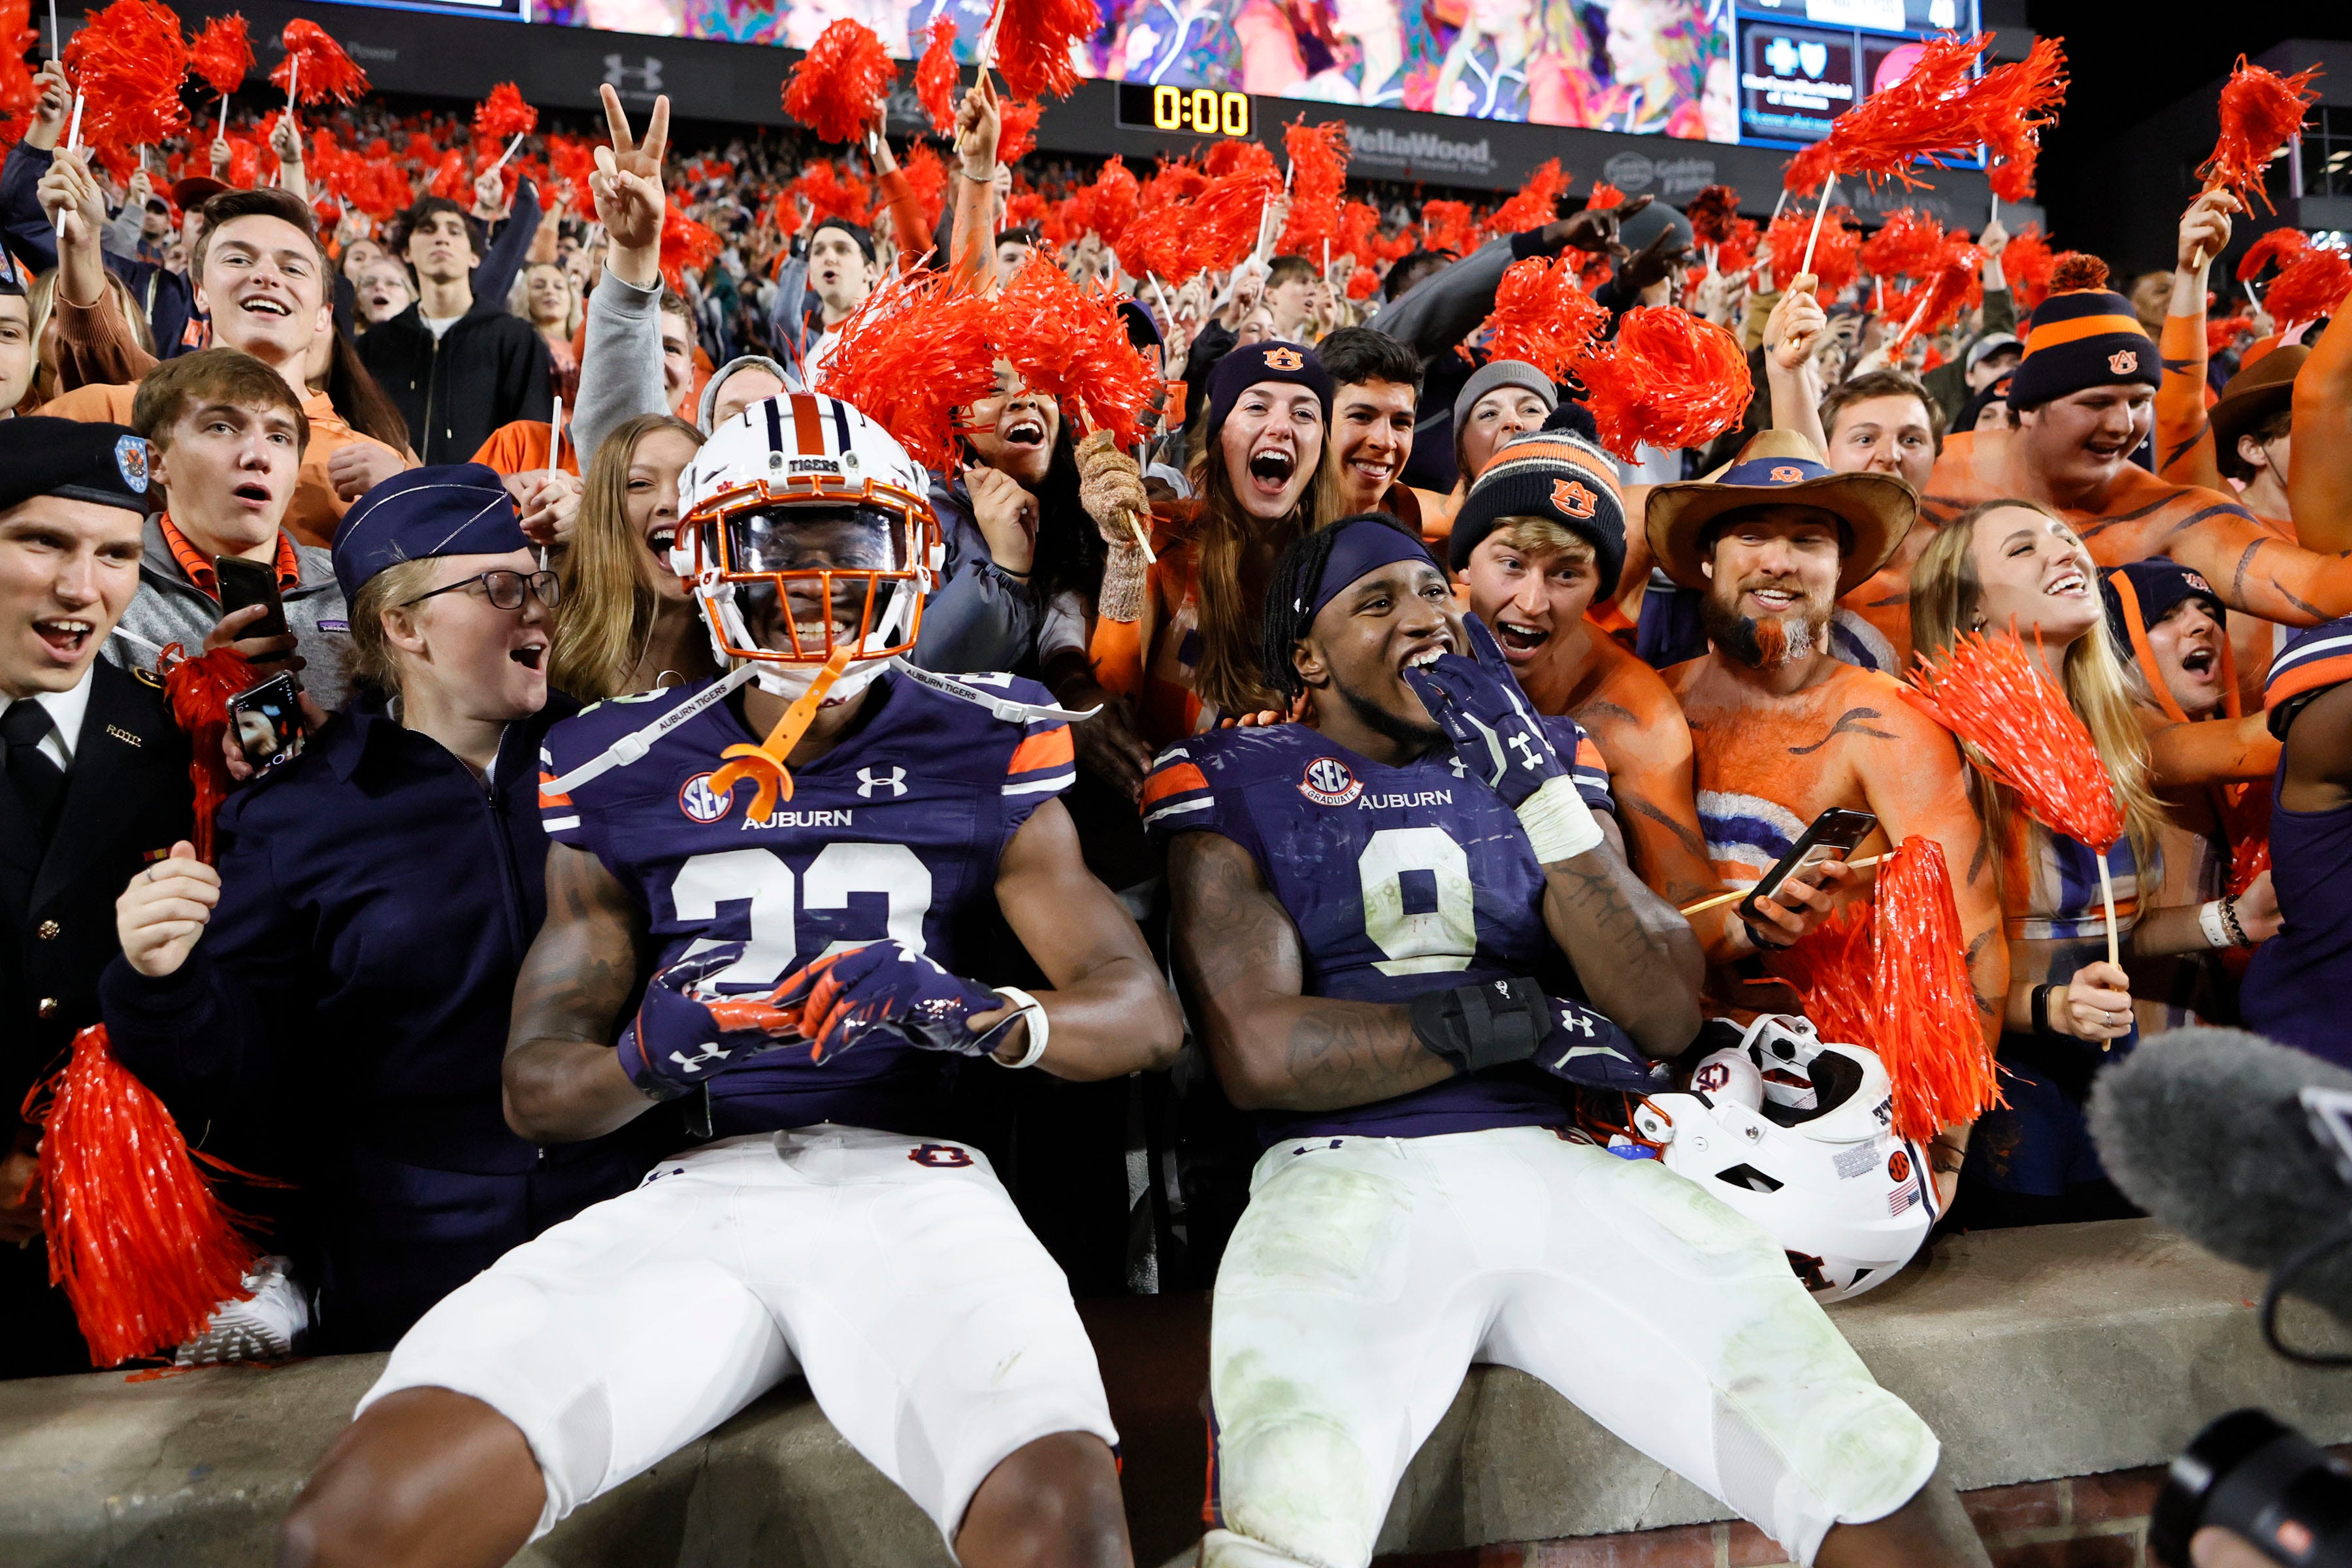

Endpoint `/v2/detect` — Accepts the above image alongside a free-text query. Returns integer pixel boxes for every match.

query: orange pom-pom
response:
[2262,242,2352,331]
[783,18,894,146]
[915,14,958,135]
[995,254,1159,446]
[1716,216,1761,276]
[1767,204,1861,297]
[22,1025,271,1367]
[429,147,469,202]
[63,0,189,180]
[1888,237,1985,353]
[1976,35,2067,203]
[1477,253,1607,382]
[1684,182,1739,246]
[270,18,368,105]
[659,208,723,293]
[157,642,253,865]
[2200,56,2321,214]
[1763,901,1876,1051]
[1067,154,1139,247]
[2238,226,2310,283]
[1578,306,1753,460]
[1488,157,1570,237]
[1859,207,1945,284]
[997,98,1040,166]
[1585,181,1624,211]
[2003,224,2057,309]
[186,11,252,97]
[1275,118,1348,257]
[1194,150,1282,274]
[1420,198,1478,256]
[791,159,872,225]
[815,270,1000,470]
[2048,252,2108,293]
[1783,31,1990,193]
[472,82,536,146]
[0,0,34,131]
[1905,627,2124,851]
[900,139,948,235]
[988,0,1093,102]
[1870,836,2002,1141]
[2206,314,2256,357]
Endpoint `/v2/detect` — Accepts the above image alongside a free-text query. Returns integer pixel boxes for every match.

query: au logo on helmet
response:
[1263,346,1305,371]
[2109,348,2140,375]
[1551,478,1597,519]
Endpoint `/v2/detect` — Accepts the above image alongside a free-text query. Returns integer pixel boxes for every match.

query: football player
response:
[1151,512,1992,1568]
[276,395,1184,1568]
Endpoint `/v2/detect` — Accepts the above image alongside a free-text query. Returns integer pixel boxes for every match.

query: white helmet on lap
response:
[672,393,943,704]
[1633,1015,1934,1303]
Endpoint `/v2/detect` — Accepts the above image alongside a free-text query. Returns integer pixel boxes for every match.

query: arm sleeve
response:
[52,284,158,393]
[572,268,668,467]
[470,178,542,322]
[2157,308,2219,490]
[1000,711,1077,837]
[913,565,1040,674]
[100,201,142,261]
[1373,233,1524,365]
[96,826,310,1113]
[1139,741,1262,858]
[874,167,930,266]
[1980,287,2016,337]
[2291,306,2352,554]
[0,142,57,274]
[1543,715,1616,815]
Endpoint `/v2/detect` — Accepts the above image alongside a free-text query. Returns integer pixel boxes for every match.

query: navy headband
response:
[1305,516,1439,625]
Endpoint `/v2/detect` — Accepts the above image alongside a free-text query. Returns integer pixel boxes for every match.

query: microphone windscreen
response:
[2089,1027,2352,1322]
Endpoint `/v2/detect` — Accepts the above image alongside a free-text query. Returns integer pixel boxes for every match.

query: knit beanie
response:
[1452,358,1558,434]
[1447,429,1627,595]
[1205,340,1334,441]
[2008,257,2159,409]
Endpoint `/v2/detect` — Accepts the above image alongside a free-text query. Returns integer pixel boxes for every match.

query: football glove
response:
[615,945,808,1099]
[1400,615,1603,863]
[1409,976,1662,1092]
[773,939,1011,1061]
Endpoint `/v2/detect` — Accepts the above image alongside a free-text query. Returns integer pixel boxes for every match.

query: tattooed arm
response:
[1535,835,1705,1060]
[1166,830,1456,1112]
[502,842,660,1143]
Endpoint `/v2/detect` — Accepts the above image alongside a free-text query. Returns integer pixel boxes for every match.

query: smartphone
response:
[228,672,306,773]
[1737,808,1878,925]
[214,555,286,640]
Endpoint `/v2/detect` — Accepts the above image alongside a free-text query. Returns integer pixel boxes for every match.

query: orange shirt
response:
[1667,651,2008,1051]
[41,383,400,549]
[472,419,583,478]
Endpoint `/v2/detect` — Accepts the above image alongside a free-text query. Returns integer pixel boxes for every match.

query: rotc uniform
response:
[0,418,191,1377]
[1145,719,1943,1568]
[361,668,1120,1548]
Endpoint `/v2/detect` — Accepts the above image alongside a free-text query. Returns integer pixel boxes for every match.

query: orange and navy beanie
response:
[2010,259,2159,410]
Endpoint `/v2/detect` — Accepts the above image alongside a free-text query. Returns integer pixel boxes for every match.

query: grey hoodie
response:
[101,515,352,713]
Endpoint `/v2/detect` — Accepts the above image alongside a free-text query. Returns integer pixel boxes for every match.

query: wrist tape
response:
[1517,774,1605,864]
[1410,977,1549,1075]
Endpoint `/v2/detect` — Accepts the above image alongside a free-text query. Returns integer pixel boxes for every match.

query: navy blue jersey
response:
[539,670,1074,1137]
[1145,719,1615,1141]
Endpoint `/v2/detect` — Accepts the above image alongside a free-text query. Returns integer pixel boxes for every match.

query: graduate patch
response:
[1298,756,1362,807]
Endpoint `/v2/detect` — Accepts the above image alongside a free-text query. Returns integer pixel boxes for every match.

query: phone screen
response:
[1739,808,1878,924]
[215,555,287,640]
[229,674,306,772]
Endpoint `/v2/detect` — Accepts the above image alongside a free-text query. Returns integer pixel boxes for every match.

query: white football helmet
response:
[672,393,943,704]
[1633,1015,1934,1303]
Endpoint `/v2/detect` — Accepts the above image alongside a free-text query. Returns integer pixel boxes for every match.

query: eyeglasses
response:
[400,569,562,612]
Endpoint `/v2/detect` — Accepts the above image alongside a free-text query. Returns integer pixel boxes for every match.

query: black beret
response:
[0,418,161,515]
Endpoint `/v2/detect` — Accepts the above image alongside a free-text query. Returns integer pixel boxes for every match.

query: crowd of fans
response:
[1,35,2344,1421]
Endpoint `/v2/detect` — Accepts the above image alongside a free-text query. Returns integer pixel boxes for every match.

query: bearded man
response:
[1658,434,2006,1210]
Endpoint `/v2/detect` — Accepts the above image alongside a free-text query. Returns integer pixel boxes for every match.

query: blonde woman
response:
[1910,499,2238,1227]
[514,260,581,403]
[548,412,711,701]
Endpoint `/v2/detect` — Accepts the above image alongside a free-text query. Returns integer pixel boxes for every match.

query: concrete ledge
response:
[3,1221,2347,1567]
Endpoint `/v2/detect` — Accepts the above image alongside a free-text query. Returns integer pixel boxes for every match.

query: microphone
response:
[2087,1027,2352,1332]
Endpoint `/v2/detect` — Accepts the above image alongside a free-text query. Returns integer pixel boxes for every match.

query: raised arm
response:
[1168,830,1452,1111]
[2291,293,2352,553]
[983,796,1183,1078]
[2156,190,2234,489]
[2085,490,2352,627]
[2147,710,2280,787]
[502,841,657,1144]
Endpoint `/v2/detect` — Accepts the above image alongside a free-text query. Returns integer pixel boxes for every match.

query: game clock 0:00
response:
[1116,82,1251,139]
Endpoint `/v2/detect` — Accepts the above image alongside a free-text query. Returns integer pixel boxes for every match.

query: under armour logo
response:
[2108,348,2139,375]
[1507,732,1544,770]
[665,1041,732,1075]
[1446,753,1467,779]
[857,766,907,798]
[604,53,663,91]
[1551,478,1597,519]
[1555,1008,1595,1037]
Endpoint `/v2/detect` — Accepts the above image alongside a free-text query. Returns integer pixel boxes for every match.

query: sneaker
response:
[174,1256,310,1366]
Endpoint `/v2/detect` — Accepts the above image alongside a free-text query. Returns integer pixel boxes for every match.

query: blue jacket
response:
[100,693,662,1347]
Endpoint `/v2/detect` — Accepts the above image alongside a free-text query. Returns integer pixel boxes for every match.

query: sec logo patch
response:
[1299,756,1362,806]
[1887,1147,1912,1184]
[679,772,730,823]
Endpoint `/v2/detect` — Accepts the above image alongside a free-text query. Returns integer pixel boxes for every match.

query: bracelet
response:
[2198,899,2232,951]
[2031,982,2059,1039]
[989,986,1049,1069]
[958,167,994,184]
[2220,895,2252,949]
